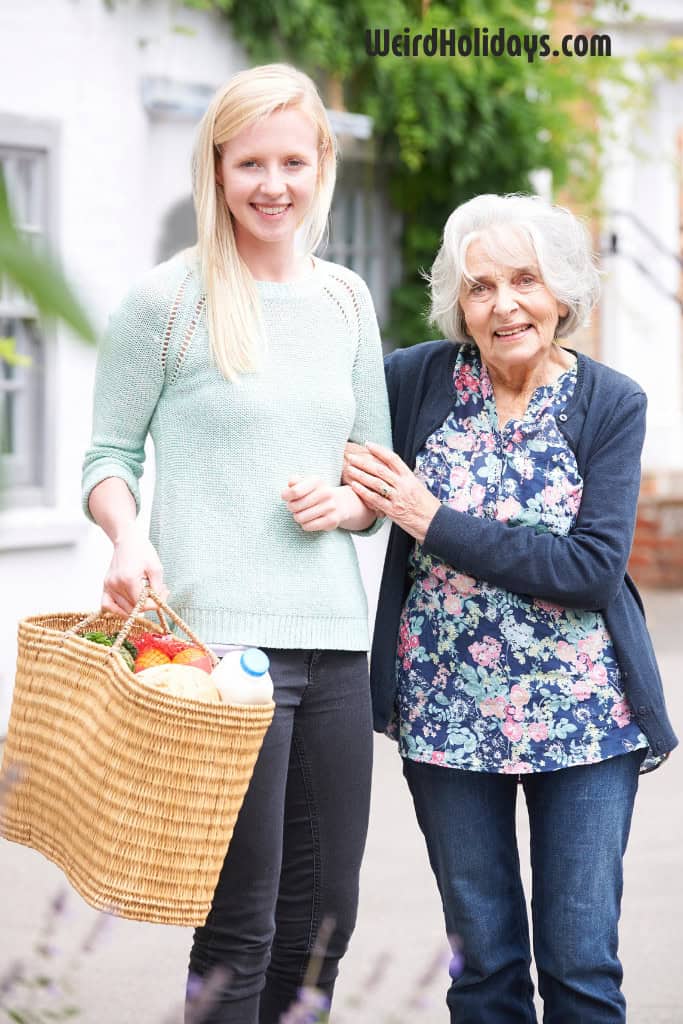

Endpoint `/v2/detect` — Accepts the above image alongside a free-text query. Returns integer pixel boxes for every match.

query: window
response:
[156,195,196,264]
[325,159,400,332]
[0,115,58,507]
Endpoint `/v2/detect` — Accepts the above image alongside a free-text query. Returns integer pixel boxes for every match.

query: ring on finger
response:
[380,484,391,499]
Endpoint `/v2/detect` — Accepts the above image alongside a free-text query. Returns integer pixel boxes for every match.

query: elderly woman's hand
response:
[344,442,441,543]
[343,441,368,466]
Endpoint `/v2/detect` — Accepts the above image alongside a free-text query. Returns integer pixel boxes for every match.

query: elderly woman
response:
[344,193,677,1024]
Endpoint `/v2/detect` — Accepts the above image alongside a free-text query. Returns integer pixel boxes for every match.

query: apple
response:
[172,646,213,674]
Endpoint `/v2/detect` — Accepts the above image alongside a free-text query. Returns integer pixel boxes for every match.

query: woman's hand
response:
[281,476,375,532]
[344,442,441,543]
[102,522,169,616]
[342,442,368,477]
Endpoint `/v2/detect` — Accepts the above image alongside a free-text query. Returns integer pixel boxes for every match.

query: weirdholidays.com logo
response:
[365,26,612,62]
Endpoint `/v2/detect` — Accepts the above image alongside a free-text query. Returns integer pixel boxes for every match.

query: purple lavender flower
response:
[448,932,465,980]
[50,889,69,918]
[278,985,331,1023]
[184,965,232,1024]
[185,971,205,1003]
[0,959,24,999]
[35,942,59,959]
[80,910,114,954]
[448,951,465,980]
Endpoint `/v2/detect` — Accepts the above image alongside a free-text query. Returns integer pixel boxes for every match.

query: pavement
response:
[1,583,681,1023]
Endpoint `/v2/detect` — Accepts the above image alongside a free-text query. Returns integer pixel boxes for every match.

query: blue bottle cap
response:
[240,648,270,677]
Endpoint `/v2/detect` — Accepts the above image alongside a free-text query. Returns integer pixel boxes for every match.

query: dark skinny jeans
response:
[187,649,373,1024]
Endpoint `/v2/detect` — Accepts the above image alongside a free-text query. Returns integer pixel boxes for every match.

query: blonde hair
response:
[191,64,336,379]
[428,193,601,345]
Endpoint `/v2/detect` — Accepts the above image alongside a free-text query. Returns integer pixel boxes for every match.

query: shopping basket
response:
[0,586,274,926]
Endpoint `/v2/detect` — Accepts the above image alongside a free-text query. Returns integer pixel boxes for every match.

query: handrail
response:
[608,209,683,270]
[603,234,683,314]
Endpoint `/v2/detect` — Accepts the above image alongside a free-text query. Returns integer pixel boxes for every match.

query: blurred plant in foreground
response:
[0,168,95,498]
[0,338,31,369]
[1,757,460,1023]
[0,887,115,1023]
[0,172,95,352]
[0,889,458,1022]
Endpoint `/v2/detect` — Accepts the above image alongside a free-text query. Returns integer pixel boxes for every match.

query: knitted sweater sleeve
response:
[422,391,647,610]
[81,280,168,521]
[347,277,392,536]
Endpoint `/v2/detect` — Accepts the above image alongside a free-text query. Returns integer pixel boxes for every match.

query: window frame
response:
[324,146,401,333]
[0,112,60,509]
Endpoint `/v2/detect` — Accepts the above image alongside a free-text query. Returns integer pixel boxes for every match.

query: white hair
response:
[428,193,601,344]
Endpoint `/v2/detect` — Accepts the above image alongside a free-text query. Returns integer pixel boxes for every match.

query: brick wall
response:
[629,474,683,588]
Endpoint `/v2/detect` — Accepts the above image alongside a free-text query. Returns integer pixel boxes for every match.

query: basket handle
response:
[110,582,218,667]
[68,604,169,637]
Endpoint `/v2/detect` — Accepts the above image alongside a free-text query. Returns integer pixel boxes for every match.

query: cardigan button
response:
[637,705,647,715]
[558,413,568,422]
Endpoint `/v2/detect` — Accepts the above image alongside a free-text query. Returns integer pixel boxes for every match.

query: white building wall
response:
[599,2,683,473]
[0,0,246,731]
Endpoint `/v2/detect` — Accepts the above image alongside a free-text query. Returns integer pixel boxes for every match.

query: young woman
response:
[82,64,391,1024]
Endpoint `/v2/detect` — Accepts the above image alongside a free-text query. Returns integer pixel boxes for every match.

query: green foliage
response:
[0,172,95,350]
[0,338,32,368]
[0,170,95,503]
[185,0,681,345]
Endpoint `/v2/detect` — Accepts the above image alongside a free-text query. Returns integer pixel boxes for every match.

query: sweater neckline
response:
[180,250,330,298]
[254,256,329,297]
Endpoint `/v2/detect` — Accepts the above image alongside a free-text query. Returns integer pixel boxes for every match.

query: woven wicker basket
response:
[0,589,274,926]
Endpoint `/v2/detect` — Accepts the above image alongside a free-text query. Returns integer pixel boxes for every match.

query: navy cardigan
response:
[370,340,678,760]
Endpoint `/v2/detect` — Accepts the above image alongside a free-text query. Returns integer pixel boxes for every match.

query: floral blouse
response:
[395,345,650,774]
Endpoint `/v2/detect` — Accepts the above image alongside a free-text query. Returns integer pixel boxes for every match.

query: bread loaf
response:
[136,664,222,703]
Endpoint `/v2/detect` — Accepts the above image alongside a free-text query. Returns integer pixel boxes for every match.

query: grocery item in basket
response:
[136,631,189,659]
[134,647,171,672]
[133,632,212,672]
[212,648,274,705]
[171,646,213,673]
[84,631,137,671]
[137,663,222,703]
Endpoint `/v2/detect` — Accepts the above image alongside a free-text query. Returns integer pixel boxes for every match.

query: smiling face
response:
[216,106,320,258]
[458,229,569,375]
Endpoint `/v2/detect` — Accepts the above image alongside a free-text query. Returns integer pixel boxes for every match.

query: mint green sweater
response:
[82,252,391,651]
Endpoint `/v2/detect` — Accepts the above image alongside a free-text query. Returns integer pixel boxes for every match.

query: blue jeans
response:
[187,650,373,1024]
[403,750,645,1024]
